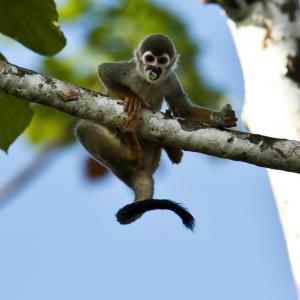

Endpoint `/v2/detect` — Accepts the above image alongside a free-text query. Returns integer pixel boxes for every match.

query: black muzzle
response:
[145,66,162,81]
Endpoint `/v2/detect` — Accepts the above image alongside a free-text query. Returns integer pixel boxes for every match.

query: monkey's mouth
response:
[145,66,162,81]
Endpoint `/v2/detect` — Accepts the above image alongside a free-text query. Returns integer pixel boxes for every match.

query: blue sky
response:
[0,1,297,299]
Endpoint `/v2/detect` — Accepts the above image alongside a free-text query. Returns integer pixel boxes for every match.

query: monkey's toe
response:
[222,107,238,128]
[124,96,146,115]
[120,116,143,133]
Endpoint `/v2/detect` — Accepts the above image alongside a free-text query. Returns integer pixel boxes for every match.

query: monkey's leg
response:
[75,120,141,167]
[163,146,183,164]
[184,104,238,128]
[75,120,156,201]
[116,141,195,231]
[76,120,155,218]
[119,115,144,168]
[162,108,184,164]
[104,89,149,168]
[75,121,195,230]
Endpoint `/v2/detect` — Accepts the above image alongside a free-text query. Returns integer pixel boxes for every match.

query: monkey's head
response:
[135,33,178,83]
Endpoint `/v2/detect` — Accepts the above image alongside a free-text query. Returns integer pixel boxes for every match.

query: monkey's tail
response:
[116,199,195,231]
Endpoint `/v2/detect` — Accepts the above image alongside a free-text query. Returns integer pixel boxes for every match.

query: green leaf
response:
[0,93,33,152]
[26,105,72,144]
[0,53,7,61]
[58,0,92,20]
[0,0,66,56]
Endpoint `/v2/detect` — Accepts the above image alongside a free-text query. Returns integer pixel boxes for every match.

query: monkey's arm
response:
[98,62,149,113]
[98,62,134,99]
[165,74,237,128]
[98,62,147,167]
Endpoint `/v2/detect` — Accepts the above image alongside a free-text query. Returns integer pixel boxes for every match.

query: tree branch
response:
[1,60,300,173]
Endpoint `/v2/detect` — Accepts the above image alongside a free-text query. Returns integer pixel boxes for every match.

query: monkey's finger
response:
[124,97,130,112]
[134,116,143,125]
[138,99,143,112]
[130,120,143,131]
[223,111,234,117]
[127,97,135,114]
[223,109,235,115]
[125,97,135,113]
[119,118,129,131]
[132,98,140,113]
[224,114,238,122]
[223,111,237,120]
[225,118,238,127]
[123,115,140,128]
[137,99,143,113]
[128,117,143,129]
[124,97,131,113]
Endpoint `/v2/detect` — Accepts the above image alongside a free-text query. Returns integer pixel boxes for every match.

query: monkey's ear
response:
[134,48,142,61]
[170,52,179,68]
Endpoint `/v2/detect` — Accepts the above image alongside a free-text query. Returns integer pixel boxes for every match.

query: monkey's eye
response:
[145,55,155,63]
[157,55,170,66]
[158,57,168,64]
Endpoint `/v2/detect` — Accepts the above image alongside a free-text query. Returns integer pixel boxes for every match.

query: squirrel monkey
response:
[75,33,237,231]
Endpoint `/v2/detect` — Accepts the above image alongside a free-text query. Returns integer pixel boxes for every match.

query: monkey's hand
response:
[210,104,238,128]
[120,115,144,168]
[124,95,150,115]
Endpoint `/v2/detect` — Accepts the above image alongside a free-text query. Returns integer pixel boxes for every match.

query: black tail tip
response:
[116,199,196,231]
[116,204,143,225]
[182,213,195,231]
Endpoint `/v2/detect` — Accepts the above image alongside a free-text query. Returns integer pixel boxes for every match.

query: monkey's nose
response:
[145,66,162,81]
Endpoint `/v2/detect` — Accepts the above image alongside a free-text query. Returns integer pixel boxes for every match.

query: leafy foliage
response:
[26,105,73,143]
[0,93,33,152]
[0,0,65,152]
[0,0,66,55]
[59,0,93,20]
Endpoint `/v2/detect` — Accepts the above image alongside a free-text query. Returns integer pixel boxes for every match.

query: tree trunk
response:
[207,0,300,296]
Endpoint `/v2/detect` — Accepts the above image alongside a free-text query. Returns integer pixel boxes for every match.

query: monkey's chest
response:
[132,83,163,110]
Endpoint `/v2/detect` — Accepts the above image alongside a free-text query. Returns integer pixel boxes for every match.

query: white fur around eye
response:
[157,54,170,66]
[142,51,156,64]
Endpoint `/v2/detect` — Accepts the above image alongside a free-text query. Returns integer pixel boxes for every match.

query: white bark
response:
[215,0,300,296]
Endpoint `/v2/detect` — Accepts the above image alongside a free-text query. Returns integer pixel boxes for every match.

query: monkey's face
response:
[136,50,177,83]
[136,34,178,83]
[144,51,169,81]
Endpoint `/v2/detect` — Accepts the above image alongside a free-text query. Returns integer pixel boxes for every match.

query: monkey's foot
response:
[120,115,144,168]
[211,104,238,128]
[124,95,150,115]
[164,146,183,164]
[120,115,143,133]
